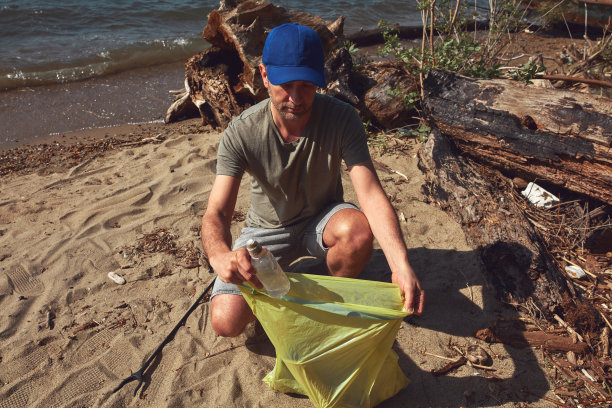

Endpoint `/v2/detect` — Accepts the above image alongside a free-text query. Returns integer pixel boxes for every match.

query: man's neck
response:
[270,104,311,144]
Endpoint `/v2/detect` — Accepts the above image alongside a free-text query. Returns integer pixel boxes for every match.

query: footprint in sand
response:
[35,365,109,407]
[5,264,44,296]
[0,345,50,385]
[70,329,119,366]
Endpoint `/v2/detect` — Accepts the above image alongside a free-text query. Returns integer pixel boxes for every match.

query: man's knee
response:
[210,294,255,337]
[327,208,373,252]
[351,213,373,252]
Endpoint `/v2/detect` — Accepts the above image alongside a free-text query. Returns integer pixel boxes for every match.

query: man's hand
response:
[210,248,263,289]
[392,265,425,315]
[348,162,425,314]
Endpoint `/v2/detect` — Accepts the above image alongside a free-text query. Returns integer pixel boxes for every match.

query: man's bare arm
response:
[348,160,425,314]
[201,175,261,287]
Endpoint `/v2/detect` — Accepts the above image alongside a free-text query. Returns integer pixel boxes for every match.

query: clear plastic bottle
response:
[246,239,290,298]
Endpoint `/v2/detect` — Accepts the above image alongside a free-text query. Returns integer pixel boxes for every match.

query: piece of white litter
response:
[565,265,586,279]
[108,271,126,285]
[521,182,559,208]
[581,368,596,382]
[394,170,408,180]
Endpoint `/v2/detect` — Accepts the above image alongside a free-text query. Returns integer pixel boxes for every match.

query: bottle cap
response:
[246,239,262,257]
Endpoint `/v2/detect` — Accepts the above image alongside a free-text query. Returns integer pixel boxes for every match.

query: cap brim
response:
[266,65,325,88]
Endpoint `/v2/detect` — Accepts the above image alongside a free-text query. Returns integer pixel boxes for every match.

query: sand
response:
[0,122,561,407]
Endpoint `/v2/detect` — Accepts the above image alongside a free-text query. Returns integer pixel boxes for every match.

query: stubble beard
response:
[269,91,311,121]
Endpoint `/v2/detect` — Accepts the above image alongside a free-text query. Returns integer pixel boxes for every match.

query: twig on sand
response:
[201,344,246,360]
[423,350,458,362]
[431,356,467,376]
[423,350,494,372]
[554,313,585,343]
[119,134,164,147]
[598,309,612,332]
[72,320,100,335]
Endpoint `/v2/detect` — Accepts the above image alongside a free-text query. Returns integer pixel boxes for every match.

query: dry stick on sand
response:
[602,327,610,357]
[423,350,495,371]
[554,314,585,343]
[598,309,612,332]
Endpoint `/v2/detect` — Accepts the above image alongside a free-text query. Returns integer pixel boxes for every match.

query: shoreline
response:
[0,61,187,151]
[0,22,394,151]
[0,42,387,154]
[0,28,604,170]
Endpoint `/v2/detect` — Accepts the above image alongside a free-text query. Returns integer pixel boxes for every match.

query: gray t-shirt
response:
[216,93,370,228]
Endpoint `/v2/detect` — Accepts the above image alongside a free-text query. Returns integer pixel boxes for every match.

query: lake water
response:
[1,0,476,148]
[0,0,426,91]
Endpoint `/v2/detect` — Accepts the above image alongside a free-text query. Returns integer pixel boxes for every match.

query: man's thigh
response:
[209,202,359,299]
[301,202,359,259]
[210,224,303,299]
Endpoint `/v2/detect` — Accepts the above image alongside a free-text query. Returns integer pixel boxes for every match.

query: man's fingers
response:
[416,289,425,315]
[233,249,263,288]
[403,285,415,314]
[402,282,426,315]
[251,276,263,289]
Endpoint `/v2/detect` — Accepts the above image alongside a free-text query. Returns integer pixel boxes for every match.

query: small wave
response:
[0,37,209,91]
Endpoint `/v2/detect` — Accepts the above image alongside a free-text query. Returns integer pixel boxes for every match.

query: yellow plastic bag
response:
[240,272,410,408]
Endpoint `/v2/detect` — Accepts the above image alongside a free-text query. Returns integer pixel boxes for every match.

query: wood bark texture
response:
[475,326,589,354]
[422,70,612,205]
[418,128,570,318]
[358,61,420,129]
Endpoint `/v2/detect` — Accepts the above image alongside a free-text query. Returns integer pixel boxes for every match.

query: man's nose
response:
[285,84,305,104]
[288,91,302,104]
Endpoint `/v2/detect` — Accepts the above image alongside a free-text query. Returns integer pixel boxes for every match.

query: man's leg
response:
[210,291,255,337]
[209,225,300,337]
[303,203,374,278]
[323,208,373,278]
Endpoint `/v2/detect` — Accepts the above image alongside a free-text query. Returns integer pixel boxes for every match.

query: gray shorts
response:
[211,202,358,298]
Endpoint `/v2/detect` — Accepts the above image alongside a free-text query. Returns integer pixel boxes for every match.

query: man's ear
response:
[259,63,269,87]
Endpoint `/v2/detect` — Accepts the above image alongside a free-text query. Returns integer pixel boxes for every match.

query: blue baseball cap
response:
[262,23,326,88]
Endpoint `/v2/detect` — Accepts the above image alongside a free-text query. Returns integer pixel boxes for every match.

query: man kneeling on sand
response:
[201,23,425,337]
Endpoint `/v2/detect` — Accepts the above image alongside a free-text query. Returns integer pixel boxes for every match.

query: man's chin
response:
[279,110,306,120]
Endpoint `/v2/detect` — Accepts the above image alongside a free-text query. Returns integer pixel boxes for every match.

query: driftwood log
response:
[418,127,571,319]
[176,0,358,127]
[357,61,420,130]
[168,0,418,129]
[422,70,612,205]
[344,21,490,47]
[345,25,423,47]
[418,71,612,318]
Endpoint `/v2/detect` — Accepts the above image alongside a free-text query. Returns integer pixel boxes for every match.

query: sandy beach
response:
[0,109,561,407]
[4,15,607,404]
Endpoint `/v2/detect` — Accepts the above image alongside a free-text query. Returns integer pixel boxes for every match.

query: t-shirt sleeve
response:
[216,124,246,178]
[342,107,371,167]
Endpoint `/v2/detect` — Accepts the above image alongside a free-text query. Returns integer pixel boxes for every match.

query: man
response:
[202,23,424,337]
